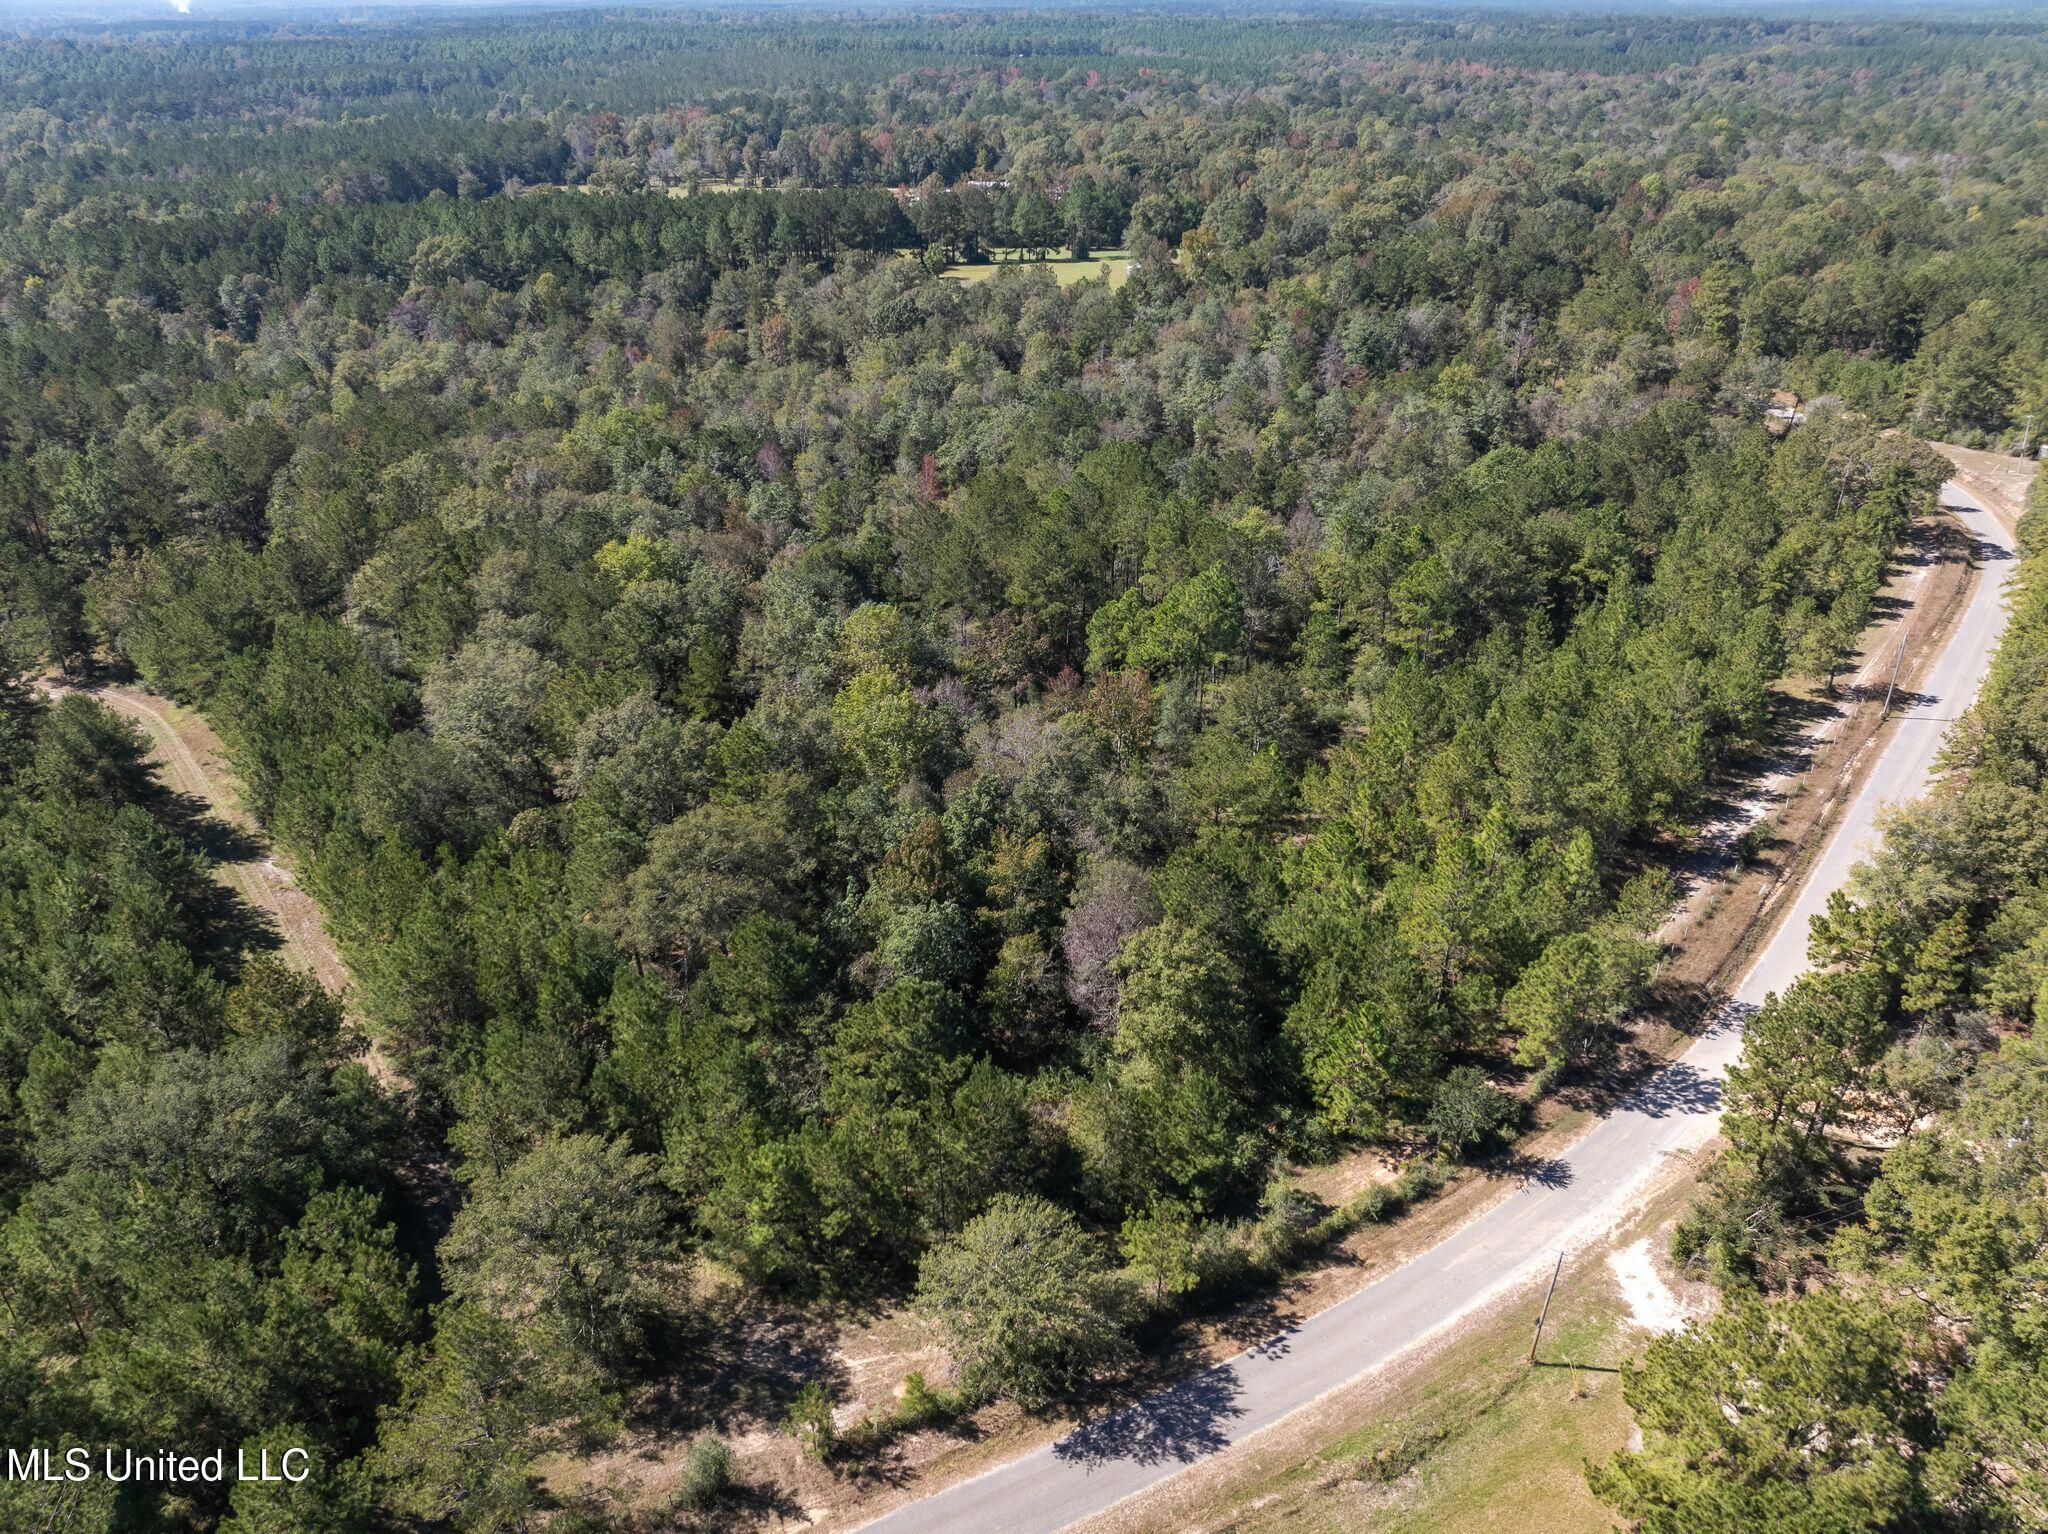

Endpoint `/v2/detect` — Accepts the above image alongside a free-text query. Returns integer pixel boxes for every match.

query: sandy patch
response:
[1606,1240,1694,1336]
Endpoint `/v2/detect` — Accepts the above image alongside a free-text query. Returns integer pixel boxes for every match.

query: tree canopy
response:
[0,2,2038,1525]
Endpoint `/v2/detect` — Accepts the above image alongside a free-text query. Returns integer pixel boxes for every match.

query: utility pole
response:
[1881,632,1907,720]
[1529,1252,1564,1364]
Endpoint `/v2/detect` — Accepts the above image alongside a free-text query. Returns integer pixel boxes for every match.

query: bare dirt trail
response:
[37,677,391,1082]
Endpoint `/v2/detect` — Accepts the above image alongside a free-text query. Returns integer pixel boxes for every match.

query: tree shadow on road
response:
[1552,995,1745,1121]
[1245,1321,1300,1362]
[1623,1058,1724,1119]
[1489,1151,1574,1189]
[1649,977,1730,1038]
[1205,1286,1311,1349]
[144,782,285,975]
[1961,528,2018,565]
[1052,1364,1246,1469]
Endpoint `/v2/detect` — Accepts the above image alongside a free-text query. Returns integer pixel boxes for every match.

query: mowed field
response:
[522,187,1139,286]
[941,247,1136,287]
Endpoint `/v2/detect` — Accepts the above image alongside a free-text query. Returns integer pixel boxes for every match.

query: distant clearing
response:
[941,248,1135,287]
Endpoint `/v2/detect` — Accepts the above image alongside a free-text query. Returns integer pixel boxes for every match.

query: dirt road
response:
[36,678,384,1077]
[855,474,2030,1534]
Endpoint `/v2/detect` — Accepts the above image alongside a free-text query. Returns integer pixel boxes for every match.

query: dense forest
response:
[0,4,2043,1530]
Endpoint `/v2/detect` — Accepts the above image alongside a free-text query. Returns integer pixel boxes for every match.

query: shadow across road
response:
[1492,1152,1574,1189]
[1053,1365,1246,1469]
[1626,1058,1724,1119]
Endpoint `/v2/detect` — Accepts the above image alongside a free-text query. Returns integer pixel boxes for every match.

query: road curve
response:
[859,483,2021,1534]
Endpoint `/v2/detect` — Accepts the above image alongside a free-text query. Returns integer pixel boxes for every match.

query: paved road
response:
[860,483,2021,1534]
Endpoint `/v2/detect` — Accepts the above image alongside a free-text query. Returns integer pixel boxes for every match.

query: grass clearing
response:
[522,178,802,198]
[942,247,1135,287]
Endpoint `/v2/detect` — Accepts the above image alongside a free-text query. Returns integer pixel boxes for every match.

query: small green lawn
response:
[941,247,1135,288]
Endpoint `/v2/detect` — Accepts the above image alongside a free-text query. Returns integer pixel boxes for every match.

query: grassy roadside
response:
[1200,1286,1633,1534]
[1128,1180,1711,1534]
